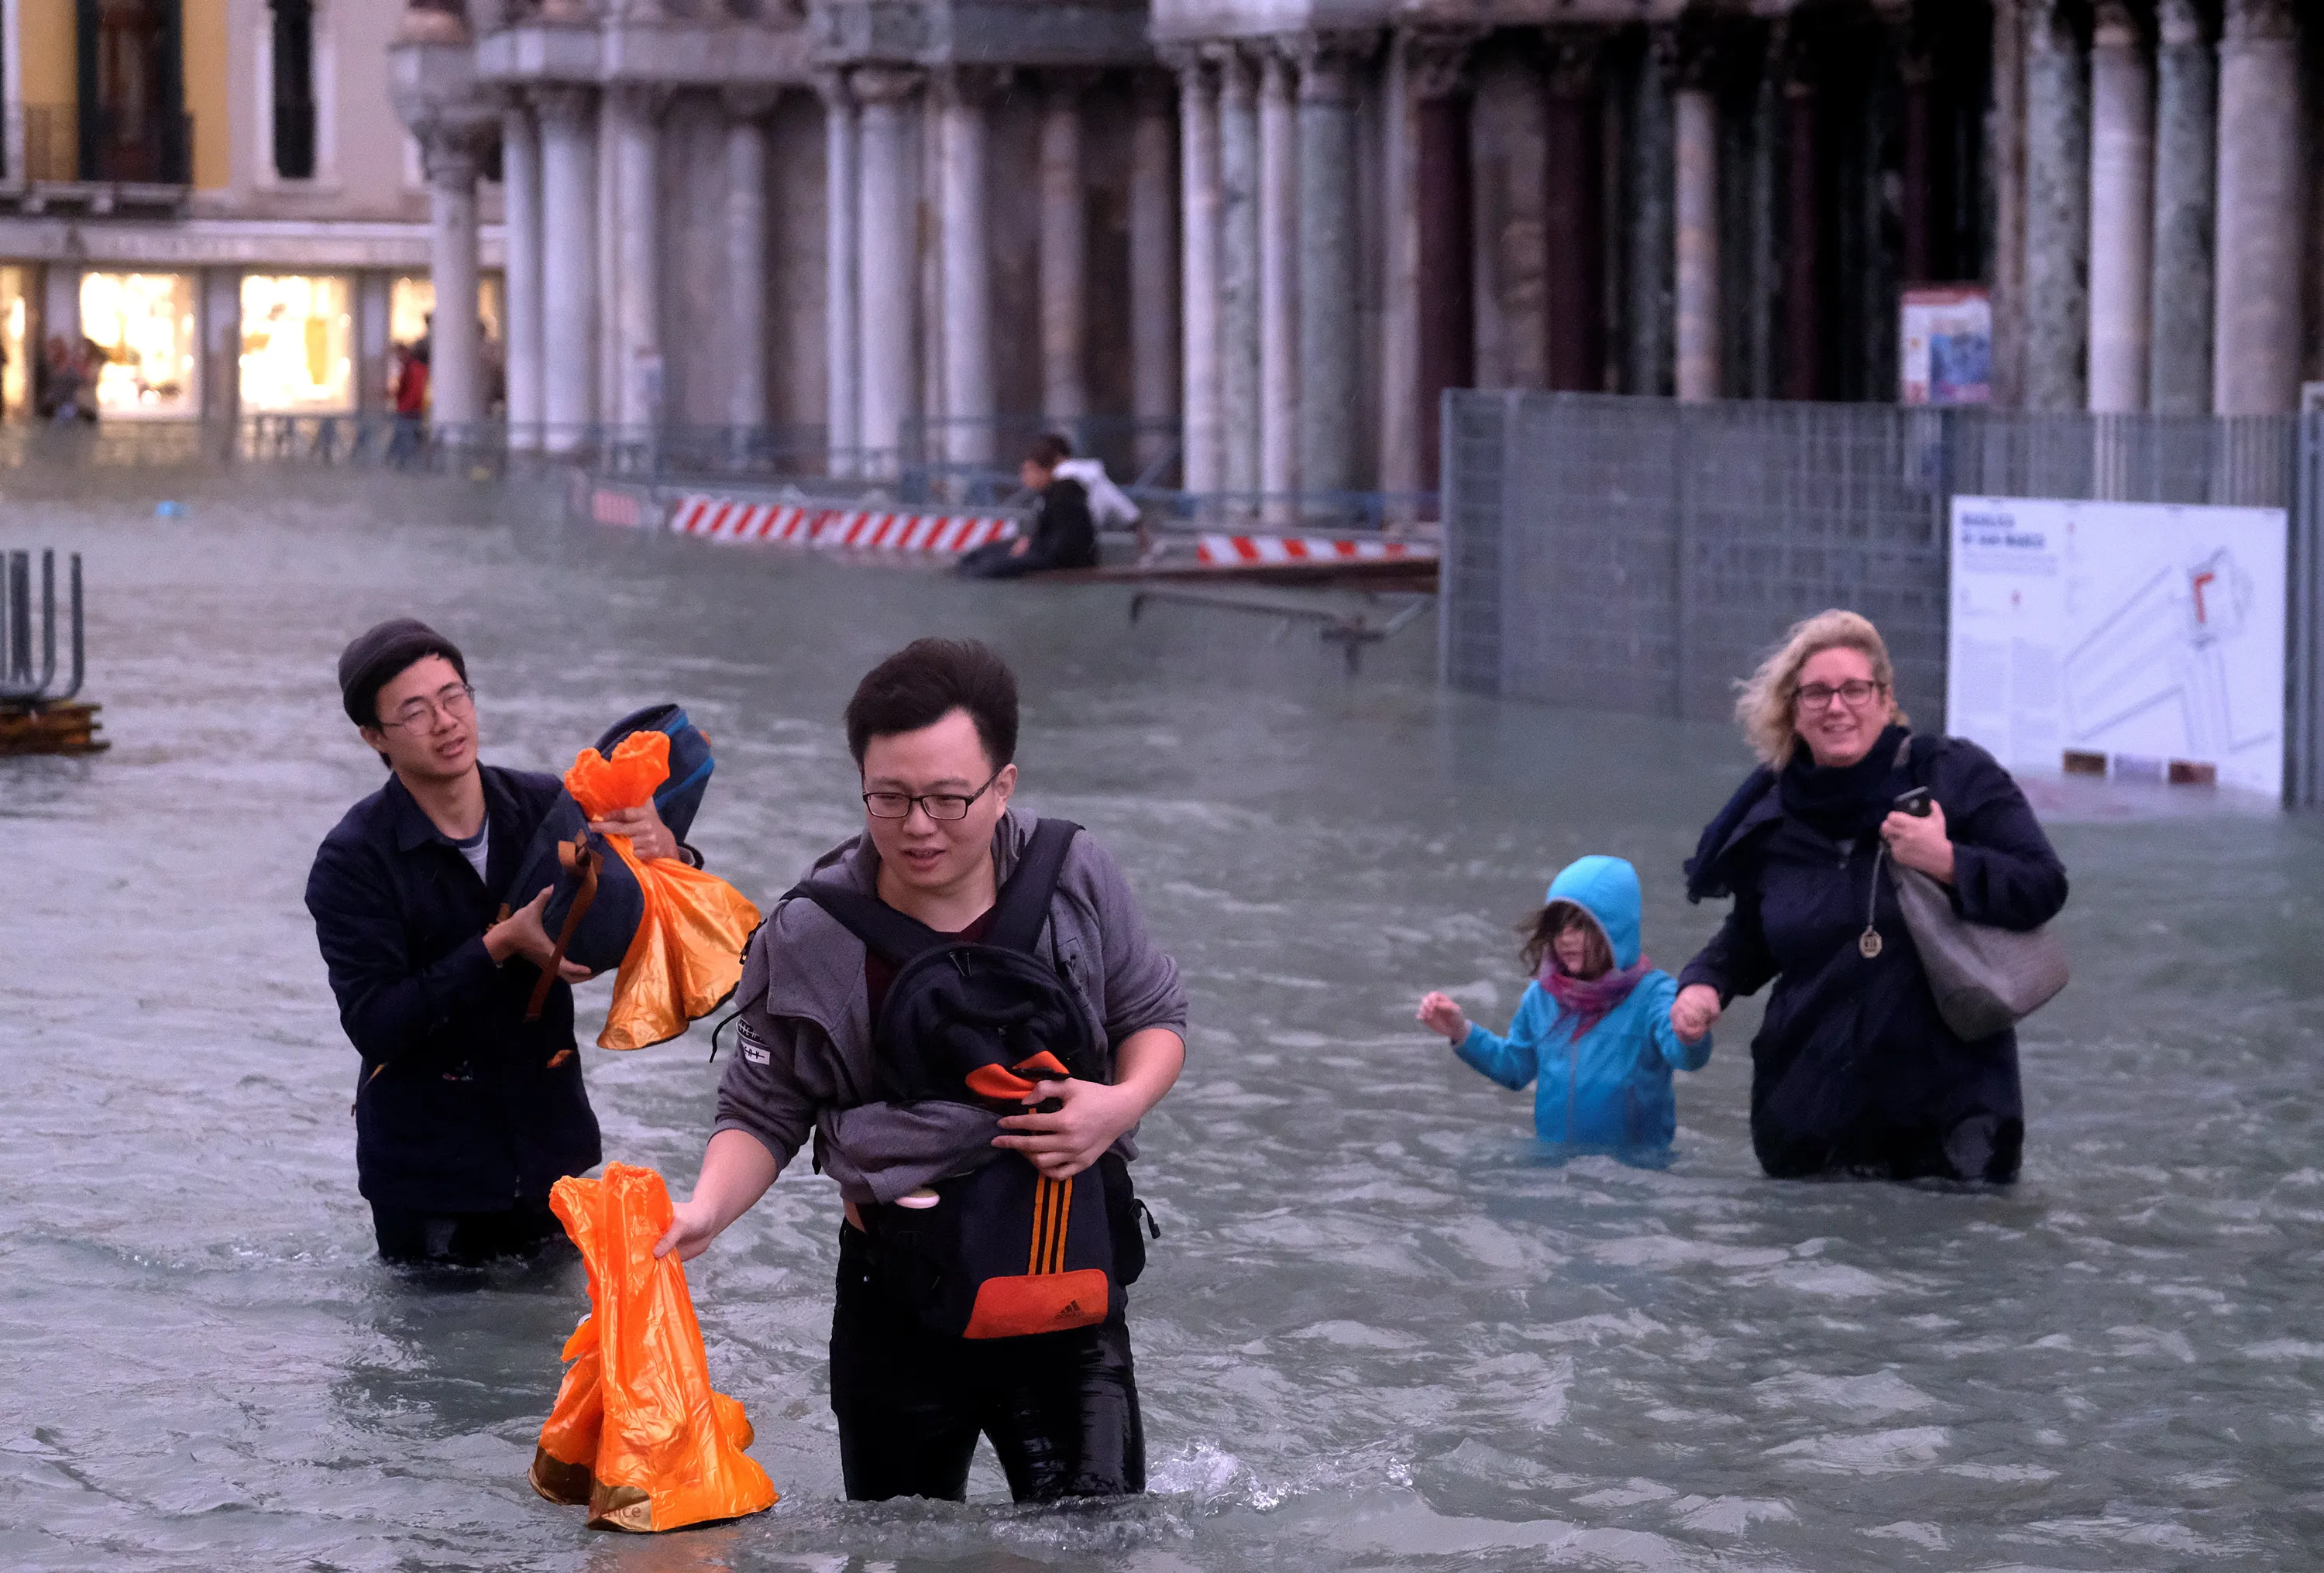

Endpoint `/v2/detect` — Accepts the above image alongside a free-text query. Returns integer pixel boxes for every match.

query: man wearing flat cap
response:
[305,619,675,1265]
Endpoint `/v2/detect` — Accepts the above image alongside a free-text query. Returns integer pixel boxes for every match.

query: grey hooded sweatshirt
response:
[712,809,1188,1207]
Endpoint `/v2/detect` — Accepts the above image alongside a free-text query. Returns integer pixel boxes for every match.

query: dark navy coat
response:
[1679,734,2068,1182]
[305,764,602,1213]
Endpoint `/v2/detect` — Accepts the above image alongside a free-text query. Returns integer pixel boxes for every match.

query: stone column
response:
[1779,40,1824,400]
[501,99,545,448]
[1129,74,1178,474]
[1216,46,1260,497]
[357,270,393,415]
[1297,35,1367,496]
[2023,0,2089,412]
[1174,53,1222,493]
[855,67,921,469]
[1989,0,2027,406]
[421,127,486,430]
[1409,33,1471,489]
[1626,29,1675,399]
[1260,47,1301,501]
[1544,36,1604,393]
[609,88,667,431]
[2086,0,2153,414]
[2212,0,2302,415]
[937,69,993,465]
[820,75,861,473]
[724,93,773,433]
[536,86,596,452]
[1673,44,1720,402]
[2148,0,2216,414]
[1040,71,1090,429]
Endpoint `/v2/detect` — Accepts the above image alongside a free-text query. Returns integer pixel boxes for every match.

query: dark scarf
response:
[1539,953,1655,1041]
[1779,724,1913,840]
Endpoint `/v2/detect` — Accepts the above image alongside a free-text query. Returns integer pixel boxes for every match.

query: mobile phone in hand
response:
[1893,786,1934,817]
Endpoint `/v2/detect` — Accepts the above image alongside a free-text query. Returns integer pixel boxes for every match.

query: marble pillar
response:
[1040,73,1089,428]
[2022,0,2089,413]
[820,75,861,472]
[357,270,392,415]
[1780,57,1823,400]
[724,94,772,433]
[2212,0,2302,415]
[422,129,484,430]
[1544,37,1604,394]
[855,67,920,469]
[1174,54,1222,493]
[1409,33,1471,489]
[1989,0,2027,407]
[501,101,544,448]
[537,87,596,452]
[1216,47,1260,496]
[2086,0,2153,414]
[1297,36,1364,495]
[1626,30,1674,399]
[613,88,669,430]
[938,69,993,464]
[1673,60,1719,402]
[2148,0,2216,415]
[1260,48,1301,500]
[1129,74,1178,474]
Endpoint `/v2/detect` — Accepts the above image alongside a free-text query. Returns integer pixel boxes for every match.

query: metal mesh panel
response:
[2295,414,2324,807]
[1442,393,2305,753]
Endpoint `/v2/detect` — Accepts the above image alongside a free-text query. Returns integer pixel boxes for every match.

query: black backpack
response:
[791,819,1146,1340]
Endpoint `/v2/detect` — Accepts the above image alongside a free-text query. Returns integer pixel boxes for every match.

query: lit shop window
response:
[390,274,505,354]
[239,273,353,411]
[80,272,199,420]
[0,267,28,418]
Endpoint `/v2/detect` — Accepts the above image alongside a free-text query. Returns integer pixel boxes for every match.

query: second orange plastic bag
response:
[564,731,761,1052]
[529,1163,778,1532]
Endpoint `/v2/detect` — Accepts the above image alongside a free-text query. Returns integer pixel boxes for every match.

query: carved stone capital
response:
[2223,0,2295,44]
[2156,0,2209,47]
[1402,29,1480,103]
[849,66,923,108]
[2090,0,2142,47]
[2025,0,2084,58]
[531,82,595,130]
[1212,43,1257,108]
[420,120,497,186]
[609,83,673,123]
[1294,32,1376,105]
[721,87,786,122]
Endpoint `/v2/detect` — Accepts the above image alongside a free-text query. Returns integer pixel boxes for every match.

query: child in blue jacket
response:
[1418,855,1711,1154]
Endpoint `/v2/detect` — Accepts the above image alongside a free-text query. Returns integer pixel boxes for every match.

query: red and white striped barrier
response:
[1194,533,1436,567]
[590,486,653,529]
[666,494,1017,554]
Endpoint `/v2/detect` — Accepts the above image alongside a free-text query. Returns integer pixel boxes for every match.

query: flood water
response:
[7,465,2324,1571]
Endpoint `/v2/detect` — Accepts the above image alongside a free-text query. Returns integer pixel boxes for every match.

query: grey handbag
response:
[1867,737,2069,1039]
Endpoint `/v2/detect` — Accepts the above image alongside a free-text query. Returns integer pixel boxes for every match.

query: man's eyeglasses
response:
[1793,678,1885,711]
[378,682,476,733]
[862,770,1001,823]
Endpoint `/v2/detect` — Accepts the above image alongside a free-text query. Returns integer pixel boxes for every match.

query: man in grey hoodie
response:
[653,637,1187,1502]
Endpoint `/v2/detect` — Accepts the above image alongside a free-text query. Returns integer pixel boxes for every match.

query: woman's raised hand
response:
[1670,983,1722,1042]
[1881,798,1957,884]
[1416,991,1470,1043]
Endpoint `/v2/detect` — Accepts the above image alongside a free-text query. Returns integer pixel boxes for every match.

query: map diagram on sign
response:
[1947,496,2287,799]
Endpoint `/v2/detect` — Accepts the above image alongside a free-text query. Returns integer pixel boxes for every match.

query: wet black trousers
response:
[371,1200,566,1266]
[829,1224,1145,1503]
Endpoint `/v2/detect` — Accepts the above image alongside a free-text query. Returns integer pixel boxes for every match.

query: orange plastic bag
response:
[529,1163,779,1532]
[564,731,761,1052]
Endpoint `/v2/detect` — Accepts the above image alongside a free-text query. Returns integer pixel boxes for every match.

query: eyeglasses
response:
[378,682,476,733]
[1793,679,1886,711]
[863,770,1001,823]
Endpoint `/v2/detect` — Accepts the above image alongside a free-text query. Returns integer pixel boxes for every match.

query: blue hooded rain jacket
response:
[1456,856,1711,1150]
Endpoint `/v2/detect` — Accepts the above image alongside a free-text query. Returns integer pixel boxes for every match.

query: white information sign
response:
[1947,495,2288,798]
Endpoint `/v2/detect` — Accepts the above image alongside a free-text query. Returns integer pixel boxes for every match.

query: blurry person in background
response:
[957,434,1098,580]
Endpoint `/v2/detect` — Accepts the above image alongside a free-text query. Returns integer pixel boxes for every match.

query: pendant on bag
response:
[1858,929,1883,960]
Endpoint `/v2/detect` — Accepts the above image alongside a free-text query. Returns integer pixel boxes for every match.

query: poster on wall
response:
[1899,287,1992,405]
[1947,495,2288,799]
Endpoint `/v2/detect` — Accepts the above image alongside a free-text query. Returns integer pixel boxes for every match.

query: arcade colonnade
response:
[395,0,2320,492]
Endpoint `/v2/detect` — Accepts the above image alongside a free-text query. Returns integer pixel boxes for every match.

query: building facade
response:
[398,0,2318,486]
[0,0,506,424]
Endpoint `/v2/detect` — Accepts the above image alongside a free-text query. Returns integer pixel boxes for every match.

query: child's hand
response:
[1416,991,1470,1042]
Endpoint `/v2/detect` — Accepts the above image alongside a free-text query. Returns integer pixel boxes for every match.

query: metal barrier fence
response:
[1442,392,2323,804]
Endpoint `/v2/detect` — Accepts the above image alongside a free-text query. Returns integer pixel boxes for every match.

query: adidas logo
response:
[1058,1300,1084,1319]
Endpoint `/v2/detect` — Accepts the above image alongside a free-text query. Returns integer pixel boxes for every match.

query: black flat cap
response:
[339,618,466,727]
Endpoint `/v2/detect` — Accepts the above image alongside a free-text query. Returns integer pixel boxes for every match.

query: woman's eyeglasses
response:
[1793,679,1884,711]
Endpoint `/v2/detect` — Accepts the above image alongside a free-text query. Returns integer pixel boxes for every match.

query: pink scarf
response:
[1538,955,1655,1040]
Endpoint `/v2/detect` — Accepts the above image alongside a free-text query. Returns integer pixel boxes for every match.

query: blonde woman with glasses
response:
[1669,610,2068,1183]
